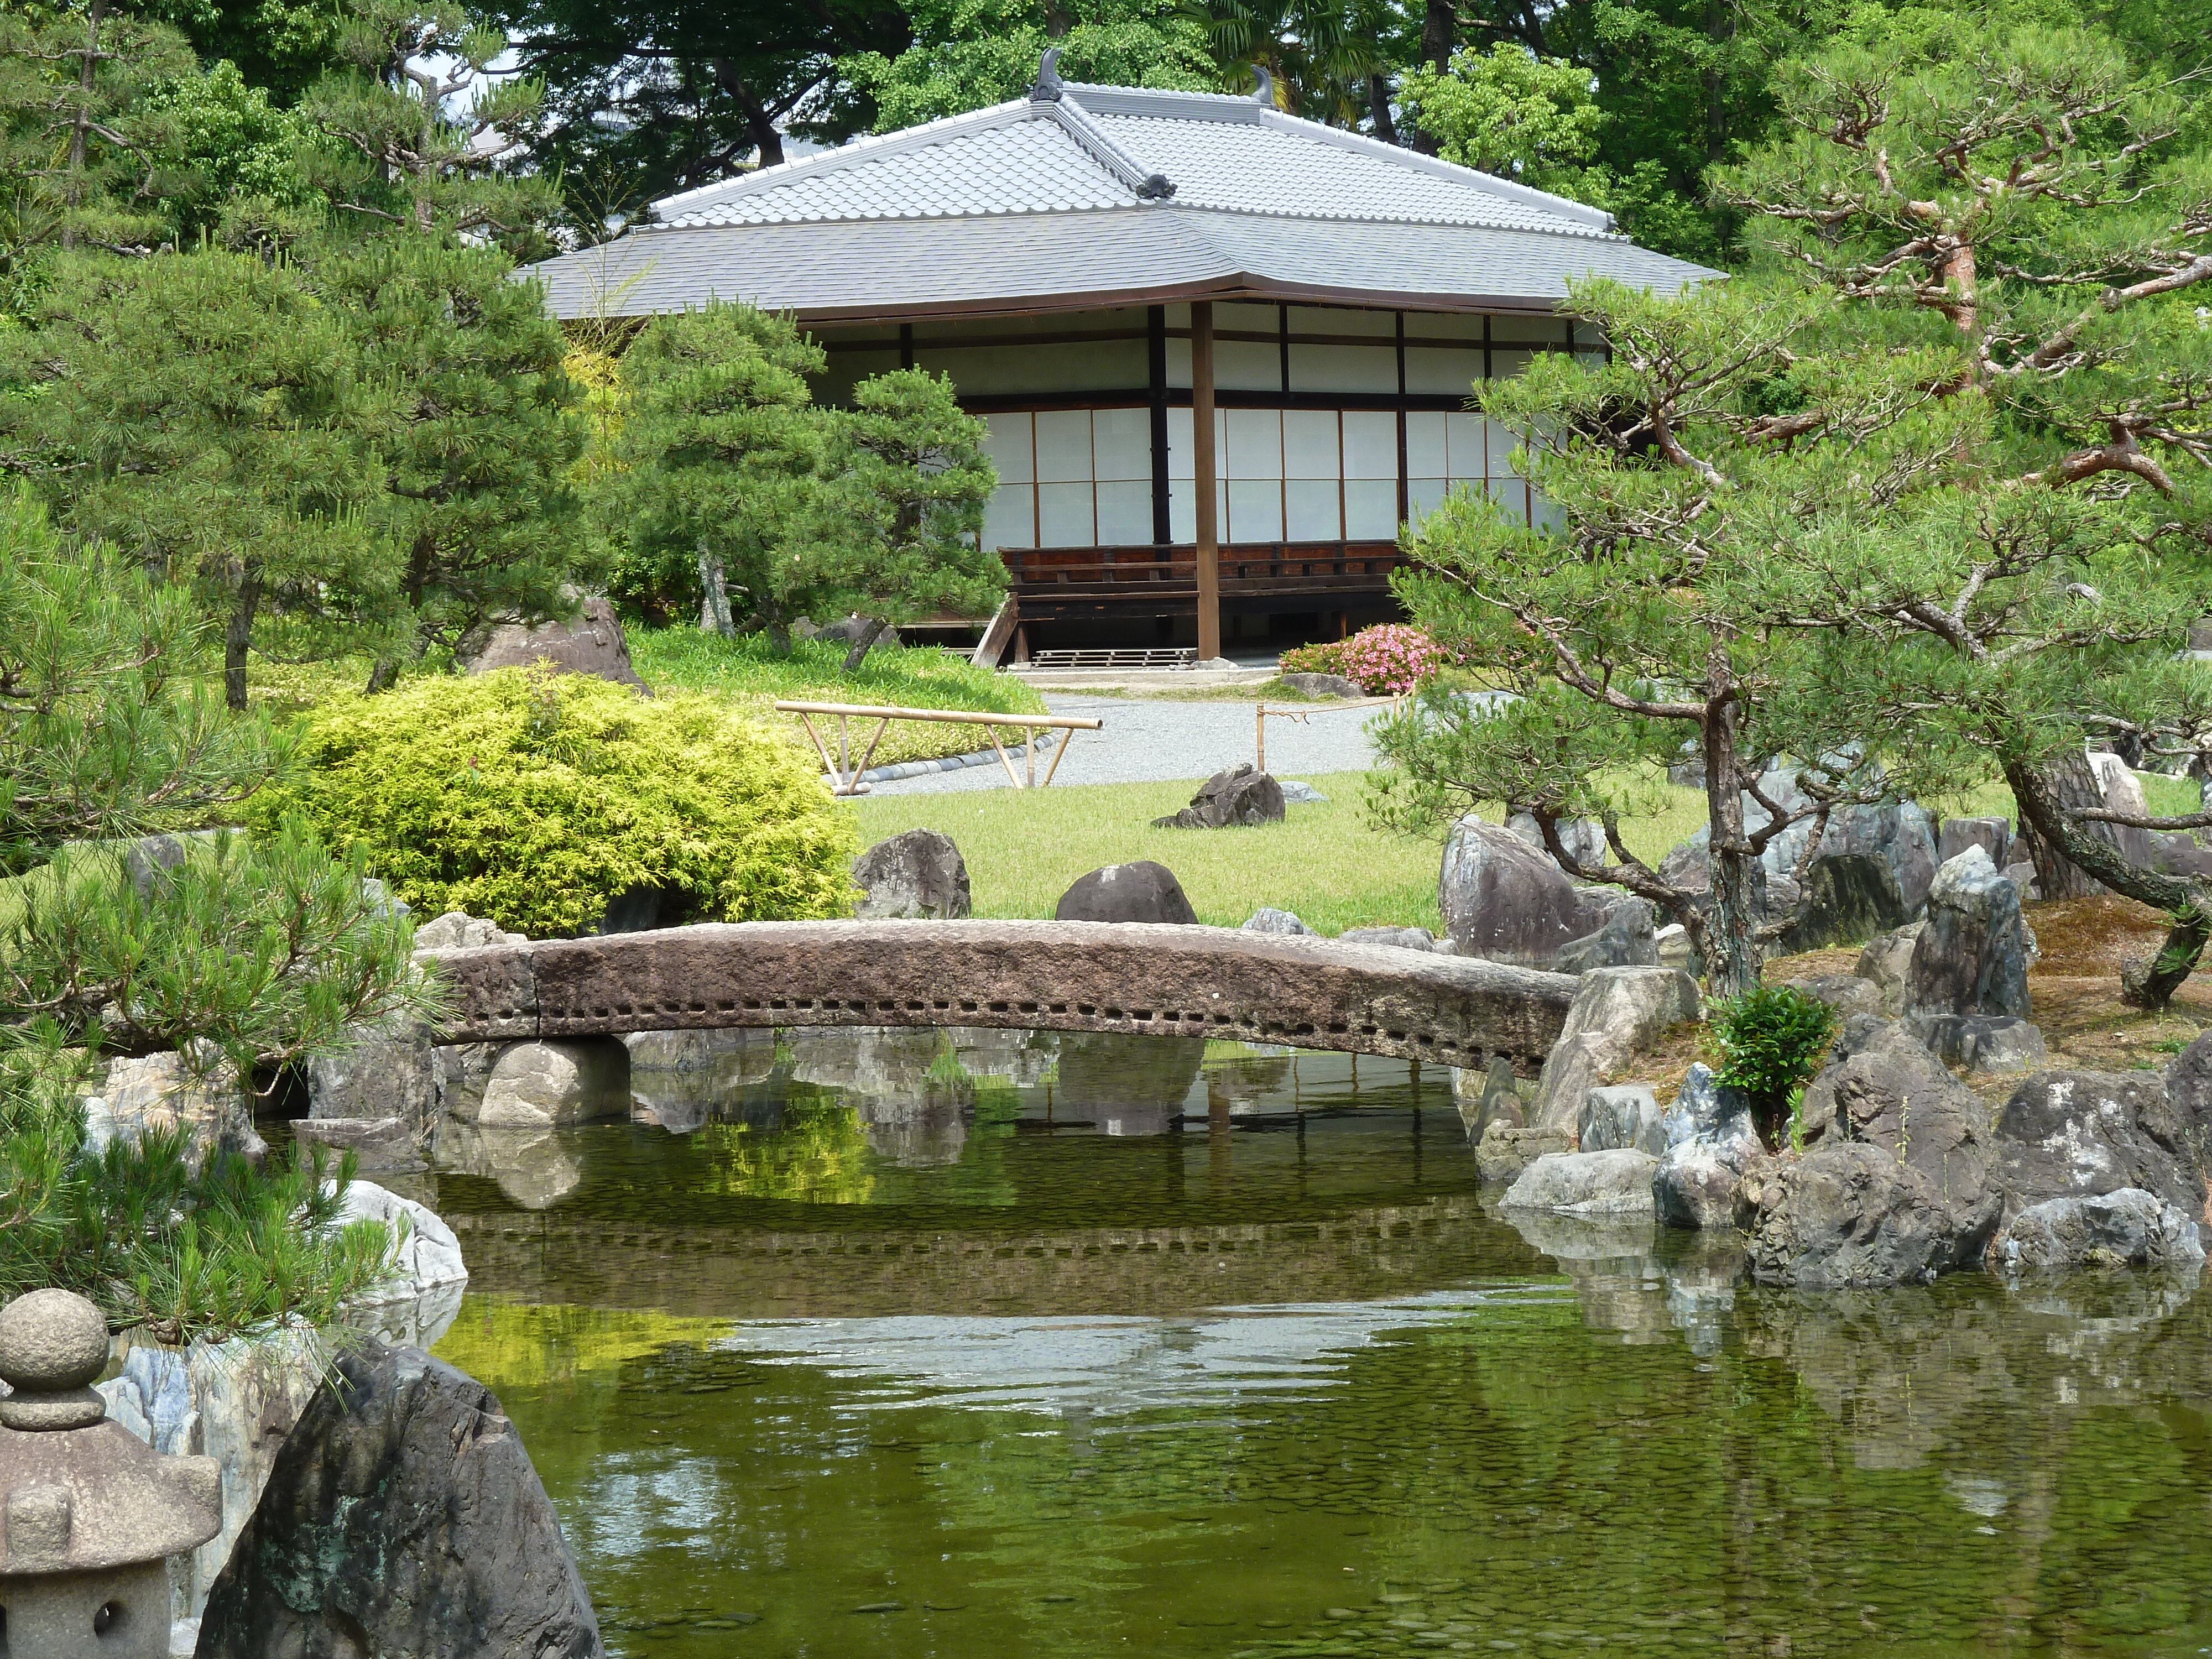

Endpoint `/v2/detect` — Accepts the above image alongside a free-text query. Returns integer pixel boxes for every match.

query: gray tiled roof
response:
[526,79,1714,320]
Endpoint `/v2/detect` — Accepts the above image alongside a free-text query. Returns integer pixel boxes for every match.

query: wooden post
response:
[1192,300,1222,664]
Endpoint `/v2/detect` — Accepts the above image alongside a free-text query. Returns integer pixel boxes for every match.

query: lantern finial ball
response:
[0,1288,110,1394]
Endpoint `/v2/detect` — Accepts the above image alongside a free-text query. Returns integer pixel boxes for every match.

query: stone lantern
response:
[0,1289,221,1659]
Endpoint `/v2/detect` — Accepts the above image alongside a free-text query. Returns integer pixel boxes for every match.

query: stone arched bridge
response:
[426,920,1577,1073]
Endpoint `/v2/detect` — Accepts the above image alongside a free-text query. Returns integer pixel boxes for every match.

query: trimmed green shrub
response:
[262,667,859,936]
[1712,984,1840,1149]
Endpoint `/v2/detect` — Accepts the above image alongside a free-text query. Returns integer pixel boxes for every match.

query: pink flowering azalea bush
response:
[1280,624,1454,695]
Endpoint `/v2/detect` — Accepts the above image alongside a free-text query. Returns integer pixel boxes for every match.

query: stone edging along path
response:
[855,730,1059,784]
[422,920,1579,1072]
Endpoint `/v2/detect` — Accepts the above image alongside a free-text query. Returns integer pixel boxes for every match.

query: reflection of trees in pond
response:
[696,1095,879,1206]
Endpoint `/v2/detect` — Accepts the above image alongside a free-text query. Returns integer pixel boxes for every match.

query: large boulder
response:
[305,1016,439,1170]
[810,613,901,651]
[1528,967,1702,1131]
[1476,1124,1571,1182]
[1151,764,1286,829]
[468,1039,631,1128]
[1660,772,1938,922]
[332,1180,470,1349]
[1851,922,1923,1014]
[84,1048,264,1166]
[1745,1026,2001,1285]
[1278,671,1364,699]
[1578,1083,1668,1155]
[1505,811,1608,873]
[1502,1149,1660,1216]
[1987,1188,2204,1273]
[1652,1063,1767,1231]
[1905,847,2031,1021]
[1775,853,1910,954]
[1553,896,1660,975]
[1938,816,2012,869]
[852,828,972,919]
[194,1344,602,1659]
[1438,815,1605,967]
[413,910,528,952]
[463,594,646,692]
[1054,861,1198,925]
[2155,1032,2212,1219]
[1989,1070,2208,1225]
[1906,1013,2046,1073]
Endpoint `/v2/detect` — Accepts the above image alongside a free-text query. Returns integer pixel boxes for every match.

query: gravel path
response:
[864,696,1389,794]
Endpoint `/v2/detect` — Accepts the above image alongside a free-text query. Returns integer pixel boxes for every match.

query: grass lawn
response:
[627,630,1048,765]
[849,770,1714,933]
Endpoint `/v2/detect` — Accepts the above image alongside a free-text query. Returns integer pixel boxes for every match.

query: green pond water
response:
[425,1031,2212,1659]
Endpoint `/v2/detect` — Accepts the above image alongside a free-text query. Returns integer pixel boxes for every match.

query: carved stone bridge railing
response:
[425,920,1577,1073]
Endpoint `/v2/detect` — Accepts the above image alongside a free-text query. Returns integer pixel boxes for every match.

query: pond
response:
[423,1029,2212,1659]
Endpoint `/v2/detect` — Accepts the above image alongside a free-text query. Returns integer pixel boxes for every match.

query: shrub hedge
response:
[262,667,859,936]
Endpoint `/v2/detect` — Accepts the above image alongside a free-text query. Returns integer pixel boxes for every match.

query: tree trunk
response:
[225,562,262,713]
[1703,696,1765,1000]
[1368,74,1399,145]
[696,548,734,637]
[2016,750,2109,900]
[364,658,399,695]
[1406,0,1456,153]
[2122,909,2212,1013]
[712,61,785,169]
[840,617,889,675]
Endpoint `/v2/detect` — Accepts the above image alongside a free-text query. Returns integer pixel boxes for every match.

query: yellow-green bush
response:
[262,667,859,936]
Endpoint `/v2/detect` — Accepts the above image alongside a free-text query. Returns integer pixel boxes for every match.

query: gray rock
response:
[1241,906,1316,935]
[1276,780,1329,804]
[1782,974,1886,1021]
[1339,925,1439,952]
[1505,811,1608,874]
[1503,1149,1660,1216]
[473,1039,631,1128]
[306,1017,437,1159]
[1054,860,1198,925]
[1990,1070,2206,1224]
[1578,1084,1668,1155]
[1476,1124,1572,1182]
[293,1116,425,1172]
[1938,816,2013,869]
[1151,763,1286,829]
[2001,859,2039,899]
[1905,1013,2046,1073]
[1554,896,1660,974]
[1775,853,1910,953]
[1661,1063,1755,1146]
[853,827,972,919]
[333,1180,469,1350]
[412,910,527,952]
[1438,815,1607,967]
[462,593,646,692]
[1988,1188,2204,1272]
[1853,922,1923,1013]
[1653,1131,1771,1232]
[1654,922,1697,976]
[194,1344,602,1659]
[1463,1055,1526,1140]
[1905,847,2032,1021]
[2155,1033,2212,1217]
[1278,671,1365,699]
[1661,775,1938,921]
[1529,967,1702,1131]
[1746,1025,2001,1285]
[86,1048,264,1167]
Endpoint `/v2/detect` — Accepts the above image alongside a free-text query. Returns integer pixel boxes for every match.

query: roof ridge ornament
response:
[1030,46,1065,102]
[1252,66,1275,107]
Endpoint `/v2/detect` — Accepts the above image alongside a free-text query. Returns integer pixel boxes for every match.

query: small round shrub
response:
[1712,984,1840,1149]
[262,667,859,936]
[1280,624,1454,695]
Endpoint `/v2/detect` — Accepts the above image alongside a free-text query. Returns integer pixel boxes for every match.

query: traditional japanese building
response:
[525,54,1710,662]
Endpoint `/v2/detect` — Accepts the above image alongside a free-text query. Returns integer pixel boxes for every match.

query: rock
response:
[293,1116,425,1172]
[85,1048,264,1167]
[1746,1025,2001,1285]
[1438,815,1607,967]
[1339,925,1439,952]
[853,828,972,919]
[462,593,646,692]
[1989,1070,2208,1225]
[99,1324,328,1621]
[1853,922,1923,1013]
[1787,973,1887,1020]
[1462,1054,1526,1140]
[1476,1124,1572,1182]
[2087,752,2166,872]
[2156,1034,2212,1216]
[412,910,528,952]
[812,613,901,651]
[1279,671,1364,699]
[1528,967,1702,1131]
[1775,853,1909,953]
[1661,1063,1754,1146]
[1554,896,1660,974]
[625,1027,778,1133]
[1905,847,2032,1021]
[1905,1013,2046,1073]
[1151,763,1286,829]
[1277,781,1329,804]
[1505,811,1608,874]
[1653,1132,1771,1232]
[1242,906,1316,935]
[472,1039,631,1128]
[1988,1188,2204,1272]
[194,1344,602,1659]
[1661,775,1938,921]
[1938,816,2013,869]
[2001,859,2039,899]
[1578,1084,1668,1155]
[1655,923,1697,976]
[332,1180,469,1349]
[1503,1149,1660,1215]
[1053,861,1198,925]
[306,1017,438,1162]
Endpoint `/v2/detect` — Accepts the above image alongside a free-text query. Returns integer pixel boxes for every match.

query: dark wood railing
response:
[1002,541,1404,602]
